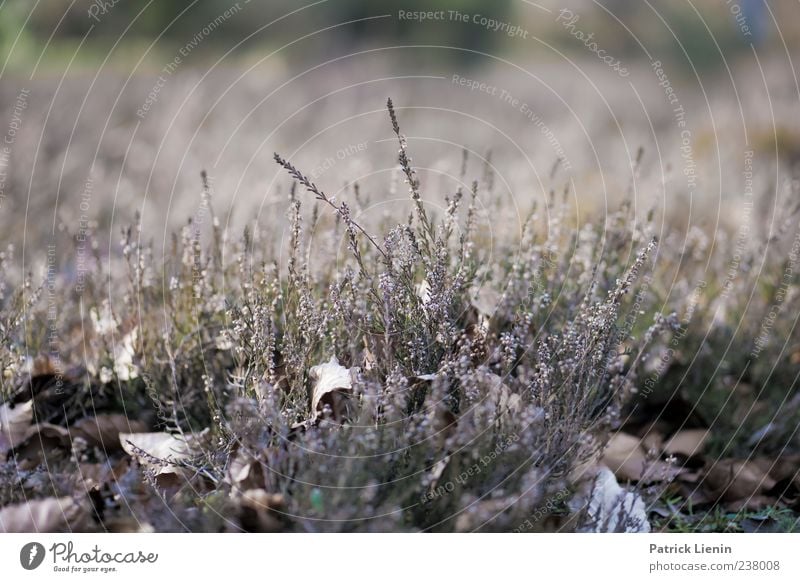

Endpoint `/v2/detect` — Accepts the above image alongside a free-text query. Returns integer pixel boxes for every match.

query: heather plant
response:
[2,100,798,533]
[0,246,30,398]
[203,100,671,531]
[4,100,643,530]
[629,186,800,459]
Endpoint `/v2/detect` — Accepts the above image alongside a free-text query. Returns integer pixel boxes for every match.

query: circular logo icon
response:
[20,542,46,570]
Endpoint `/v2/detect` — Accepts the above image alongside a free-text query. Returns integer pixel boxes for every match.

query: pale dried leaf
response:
[120,431,198,485]
[724,495,775,512]
[602,432,683,484]
[641,431,664,452]
[309,356,354,421]
[470,286,501,318]
[0,497,88,533]
[469,286,501,331]
[12,423,71,467]
[72,414,147,451]
[225,450,264,490]
[702,459,777,502]
[0,400,33,454]
[663,429,708,457]
[761,455,800,482]
[120,431,191,462]
[569,466,650,532]
[228,453,253,484]
[416,279,431,306]
[103,517,155,533]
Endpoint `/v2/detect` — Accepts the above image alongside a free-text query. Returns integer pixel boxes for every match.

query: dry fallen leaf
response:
[702,459,777,502]
[120,431,191,460]
[0,400,33,455]
[467,286,502,332]
[641,431,664,452]
[12,423,71,468]
[470,286,501,319]
[602,432,683,484]
[225,449,265,491]
[72,414,147,451]
[724,495,775,512]
[568,466,650,532]
[309,356,354,422]
[78,459,132,489]
[102,517,155,533]
[416,279,431,306]
[761,455,800,507]
[763,455,800,483]
[0,496,88,533]
[120,431,202,487]
[663,429,709,457]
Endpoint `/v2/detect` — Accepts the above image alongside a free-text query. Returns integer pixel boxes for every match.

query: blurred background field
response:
[1,0,799,256]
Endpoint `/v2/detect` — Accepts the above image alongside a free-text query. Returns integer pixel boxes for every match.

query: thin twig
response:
[273,153,388,262]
